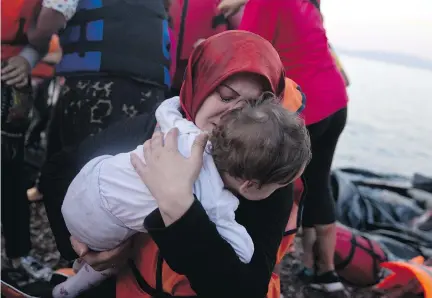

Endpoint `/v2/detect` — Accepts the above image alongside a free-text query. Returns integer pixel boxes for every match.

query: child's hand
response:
[217,0,247,17]
[1,56,30,88]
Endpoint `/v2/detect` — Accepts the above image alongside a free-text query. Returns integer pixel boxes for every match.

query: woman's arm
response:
[28,0,79,51]
[131,130,293,297]
[27,7,66,53]
[145,187,293,298]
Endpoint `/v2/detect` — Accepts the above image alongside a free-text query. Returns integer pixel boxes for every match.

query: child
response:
[53,95,311,298]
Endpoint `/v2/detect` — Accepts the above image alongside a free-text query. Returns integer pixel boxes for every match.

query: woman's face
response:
[194,73,264,131]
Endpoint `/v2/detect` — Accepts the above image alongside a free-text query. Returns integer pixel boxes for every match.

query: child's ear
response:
[238,180,256,195]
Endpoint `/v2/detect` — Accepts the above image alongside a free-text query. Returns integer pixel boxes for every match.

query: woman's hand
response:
[130,128,208,226]
[70,236,132,271]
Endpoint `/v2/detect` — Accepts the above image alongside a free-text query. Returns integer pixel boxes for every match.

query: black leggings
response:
[26,79,53,146]
[1,83,32,258]
[302,108,347,227]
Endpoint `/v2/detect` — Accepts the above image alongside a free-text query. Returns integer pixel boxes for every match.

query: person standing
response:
[168,0,244,95]
[26,34,63,202]
[1,0,53,281]
[240,0,349,293]
[29,0,172,260]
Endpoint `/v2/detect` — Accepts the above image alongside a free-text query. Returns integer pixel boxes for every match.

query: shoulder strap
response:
[128,256,198,298]
[176,0,189,66]
[128,259,159,297]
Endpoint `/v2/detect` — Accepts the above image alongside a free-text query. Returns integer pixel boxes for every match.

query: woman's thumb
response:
[70,236,89,257]
[190,132,209,162]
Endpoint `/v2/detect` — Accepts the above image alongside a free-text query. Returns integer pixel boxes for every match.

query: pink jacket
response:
[240,0,348,125]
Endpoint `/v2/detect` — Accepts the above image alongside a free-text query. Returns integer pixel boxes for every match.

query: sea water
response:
[333,56,432,176]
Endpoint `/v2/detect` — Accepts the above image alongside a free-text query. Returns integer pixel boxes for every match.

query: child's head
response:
[209,94,311,201]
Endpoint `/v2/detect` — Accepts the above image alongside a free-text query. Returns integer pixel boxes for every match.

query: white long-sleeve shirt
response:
[62,97,254,263]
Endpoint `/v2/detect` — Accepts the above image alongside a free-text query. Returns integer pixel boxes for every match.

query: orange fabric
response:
[267,178,304,297]
[117,178,305,298]
[117,234,296,298]
[47,34,60,53]
[55,268,75,277]
[266,273,281,298]
[282,78,305,114]
[117,234,197,298]
[376,257,432,297]
[1,284,23,298]
[1,0,41,61]
[31,62,55,78]
[31,35,61,78]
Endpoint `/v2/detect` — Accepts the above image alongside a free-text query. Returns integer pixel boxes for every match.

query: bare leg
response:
[301,227,316,269]
[314,223,336,274]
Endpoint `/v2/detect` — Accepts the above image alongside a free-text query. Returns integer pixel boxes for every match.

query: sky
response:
[321,0,432,63]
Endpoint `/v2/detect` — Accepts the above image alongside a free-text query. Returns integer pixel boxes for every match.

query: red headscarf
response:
[180,30,286,121]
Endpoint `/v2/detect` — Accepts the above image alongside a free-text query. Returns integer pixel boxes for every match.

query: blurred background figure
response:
[168,0,244,95]
[1,0,53,282]
[31,0,171,261]
[26,34,63,203]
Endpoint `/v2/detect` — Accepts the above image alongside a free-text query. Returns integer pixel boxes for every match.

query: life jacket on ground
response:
[1,0,41,62]
[31,35,61,79]
[334,223,388,287]
[56,0,171,89]
[116,79,307,298]
[169,0,230,89]
[376,256,432,298]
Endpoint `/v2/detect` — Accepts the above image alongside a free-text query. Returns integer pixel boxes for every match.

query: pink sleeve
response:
[169,28,177,82]
[239,0,278,43]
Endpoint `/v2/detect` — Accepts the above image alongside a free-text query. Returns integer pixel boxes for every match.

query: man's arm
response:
[28,0,79,50]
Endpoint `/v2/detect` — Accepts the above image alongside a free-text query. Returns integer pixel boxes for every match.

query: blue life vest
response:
[56,0,171,89]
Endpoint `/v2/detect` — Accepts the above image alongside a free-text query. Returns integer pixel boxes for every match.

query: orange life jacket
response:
[376,256,432,298]
[116,78,307,298]
[31,35,61,79]
[1,0,41,62]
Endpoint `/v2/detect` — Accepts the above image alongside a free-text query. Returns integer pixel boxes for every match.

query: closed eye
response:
[217,84,240,102]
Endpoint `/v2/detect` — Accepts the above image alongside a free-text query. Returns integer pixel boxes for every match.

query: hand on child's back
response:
[70,236,132,271]
[130,128,209,226]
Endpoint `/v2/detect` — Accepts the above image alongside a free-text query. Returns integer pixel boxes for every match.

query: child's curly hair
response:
[209,93,311,186]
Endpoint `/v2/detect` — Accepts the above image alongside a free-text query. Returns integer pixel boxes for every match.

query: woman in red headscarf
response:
[41,30,306,298]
